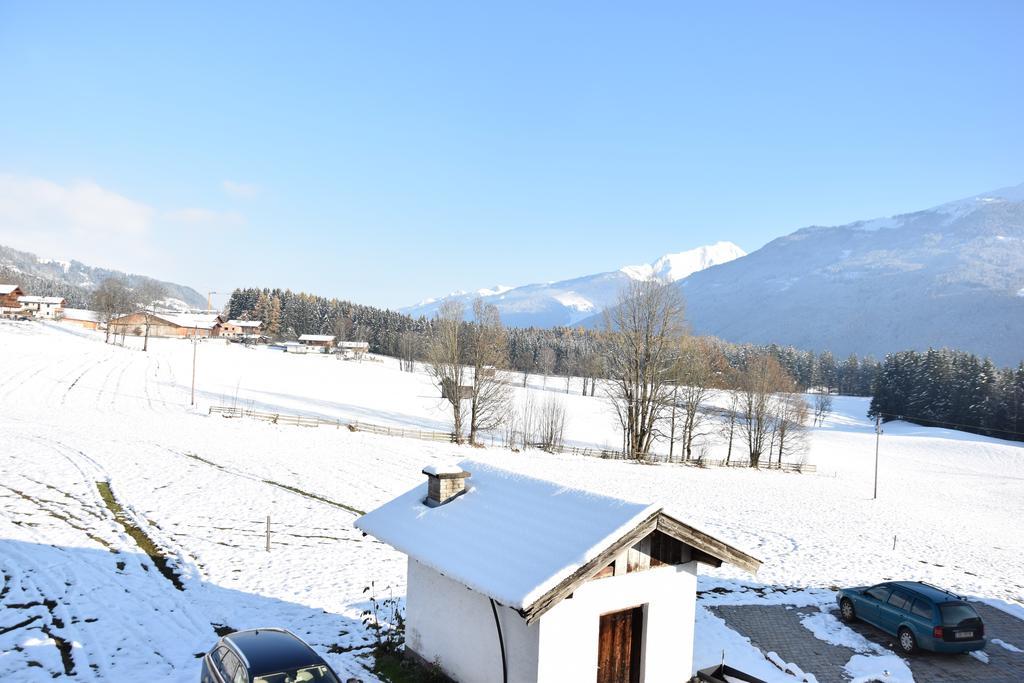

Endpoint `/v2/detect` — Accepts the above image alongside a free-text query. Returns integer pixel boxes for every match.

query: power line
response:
[877,412,1024,439]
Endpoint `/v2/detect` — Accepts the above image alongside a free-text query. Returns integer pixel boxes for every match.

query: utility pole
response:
[873,414,882,500]
[668,384,678,462]
[191,330,198,406]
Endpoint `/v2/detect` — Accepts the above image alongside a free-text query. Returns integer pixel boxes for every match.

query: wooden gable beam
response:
[519,510,661,624]
[656,514,762,574]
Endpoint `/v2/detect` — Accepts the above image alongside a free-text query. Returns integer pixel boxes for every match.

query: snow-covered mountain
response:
[661,182,1024,365]
[0,243,206,310]
[401,241,745,327]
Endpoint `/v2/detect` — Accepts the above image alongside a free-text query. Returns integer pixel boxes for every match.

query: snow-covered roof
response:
[62,308,99,322]
[0,284,20,295]
[356,460,759,617]
[227,319,262,328]
[18,295,66,305]
[148,312,221,330]
[358,462,761,618]
[298,334,335,342]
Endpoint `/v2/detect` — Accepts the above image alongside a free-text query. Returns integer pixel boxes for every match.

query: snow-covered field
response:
[1,321,1022,681]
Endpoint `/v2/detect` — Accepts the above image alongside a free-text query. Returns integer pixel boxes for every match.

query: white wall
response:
[536,562,698,683]
[405,558,540,683]
[405,557,698,683]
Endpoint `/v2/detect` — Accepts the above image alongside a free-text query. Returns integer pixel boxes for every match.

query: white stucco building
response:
[18,295,66,319]
[355,461,760,683]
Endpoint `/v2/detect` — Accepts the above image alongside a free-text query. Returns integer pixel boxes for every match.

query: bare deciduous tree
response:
[602,279,686,460]
[467,299,512,444]
[426,300,467,442]
[813,392,833,426]
[673,337,720,461]
[134,279,166,352]
[737,352,791,467]
[536,394,567,451]
[773,392,809,466]
[397,331,419,372]
[719,388,742,465]
[92,278,133,344]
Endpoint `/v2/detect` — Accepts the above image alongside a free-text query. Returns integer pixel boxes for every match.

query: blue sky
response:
[1,2,1022,309]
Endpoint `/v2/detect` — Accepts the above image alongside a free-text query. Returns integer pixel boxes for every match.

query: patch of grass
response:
[96,481,184,591]
[372,651,450,683]
[262,480,364,515]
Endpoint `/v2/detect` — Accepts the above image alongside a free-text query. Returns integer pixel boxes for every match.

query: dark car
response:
[200,628,341,683]
[836,581,986,654]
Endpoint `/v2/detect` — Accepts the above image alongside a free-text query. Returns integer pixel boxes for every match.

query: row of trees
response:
[869,348,1024,441]
[225,288,882,396]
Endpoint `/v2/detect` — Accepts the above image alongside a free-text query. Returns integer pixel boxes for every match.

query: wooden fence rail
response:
[208,405,815,473]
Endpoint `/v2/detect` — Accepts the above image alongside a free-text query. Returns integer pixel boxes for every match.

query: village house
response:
[108,311,224,338]
[356,461,761,683]
[297,334,335,351]
[18,295,66,319]
[335,340,369,358]
[221,319,263,339]
[0,284,25,314]
[60,308,101,331]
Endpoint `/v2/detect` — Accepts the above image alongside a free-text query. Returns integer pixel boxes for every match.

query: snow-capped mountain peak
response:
[621,241,747,282]
[401,242,745,326]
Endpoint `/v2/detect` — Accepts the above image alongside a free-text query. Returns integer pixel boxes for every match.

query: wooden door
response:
[596,605,644,683]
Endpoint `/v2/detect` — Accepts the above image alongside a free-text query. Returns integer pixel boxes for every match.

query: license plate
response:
[955,631,974,639]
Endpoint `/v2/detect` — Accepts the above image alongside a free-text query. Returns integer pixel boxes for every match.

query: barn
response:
[297,334,335,351]
[61,308,101,330]
[356,461,761,683]
[108,311,223,338]
[222,319,263,339]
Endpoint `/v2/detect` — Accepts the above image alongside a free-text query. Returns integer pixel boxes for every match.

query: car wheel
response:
[840,598,856,622]
[898,627,917,654]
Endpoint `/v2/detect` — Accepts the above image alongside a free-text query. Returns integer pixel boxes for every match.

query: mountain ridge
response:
[401,241,746,327]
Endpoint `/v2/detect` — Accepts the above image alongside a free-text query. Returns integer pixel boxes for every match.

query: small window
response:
[887,591,911,611]
[865,585,891,602]
[911,599,934,619]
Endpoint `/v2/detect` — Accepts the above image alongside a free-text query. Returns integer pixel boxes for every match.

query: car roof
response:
[223,629,324,675]
[887,581,963,603]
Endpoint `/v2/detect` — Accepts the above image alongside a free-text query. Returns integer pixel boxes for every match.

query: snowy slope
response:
[667,182,1024,365]
[402,241,745,326]
[1,321,1022,681]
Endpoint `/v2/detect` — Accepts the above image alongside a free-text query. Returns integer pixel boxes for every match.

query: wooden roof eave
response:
[519,510,761,624]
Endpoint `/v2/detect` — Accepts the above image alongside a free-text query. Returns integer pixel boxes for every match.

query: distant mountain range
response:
[401,241,747,327]
[581,182,1024,366]
[0,244,206,310]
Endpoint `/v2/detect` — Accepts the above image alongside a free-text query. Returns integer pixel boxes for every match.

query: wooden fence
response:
[208,405,456,442]
[208,405,815,472]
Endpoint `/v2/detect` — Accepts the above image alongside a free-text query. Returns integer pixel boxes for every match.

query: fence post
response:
[266,515,271,552]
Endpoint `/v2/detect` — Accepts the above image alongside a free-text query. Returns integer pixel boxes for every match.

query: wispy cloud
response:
[0,174,246,273]
[222,180,260,199]
[165,207,246,227]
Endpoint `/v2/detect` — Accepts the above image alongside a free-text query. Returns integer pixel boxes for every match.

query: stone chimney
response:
[422,465,471,507]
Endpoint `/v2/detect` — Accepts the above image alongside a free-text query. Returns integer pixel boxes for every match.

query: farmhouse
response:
[18,295,66,319]
[222,319,263,338]
[335,340,369,358]
[356,461,761,683]
[108,311,223,338]
[61,308,101,330]
[0,284,24,313]
[297,334,335,351]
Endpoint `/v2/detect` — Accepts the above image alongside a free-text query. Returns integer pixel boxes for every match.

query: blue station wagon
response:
[836,581,986,654]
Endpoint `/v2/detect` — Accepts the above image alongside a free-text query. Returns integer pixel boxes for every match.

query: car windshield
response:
[940,602,980,626]
[253,664,339,683]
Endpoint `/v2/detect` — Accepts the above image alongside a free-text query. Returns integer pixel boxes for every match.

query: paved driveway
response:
[711,602,1024,682]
